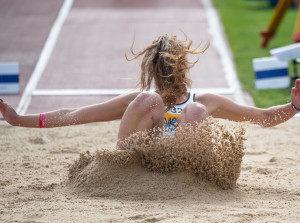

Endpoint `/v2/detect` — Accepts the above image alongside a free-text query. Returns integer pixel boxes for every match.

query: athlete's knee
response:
[130,92,164,113]
[182,102,209,122]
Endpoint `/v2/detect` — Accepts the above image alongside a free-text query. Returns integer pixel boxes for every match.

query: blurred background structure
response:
[0,0,255,116]
[215,0,298,108]
[260,0,300,47]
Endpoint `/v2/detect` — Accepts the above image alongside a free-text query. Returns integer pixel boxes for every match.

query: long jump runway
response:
[0,0,254,116]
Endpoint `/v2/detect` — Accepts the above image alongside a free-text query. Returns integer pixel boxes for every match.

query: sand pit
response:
[68,119,245,201]
[1,118,300,222]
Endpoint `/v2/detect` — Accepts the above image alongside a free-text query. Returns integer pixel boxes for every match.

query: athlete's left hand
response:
[0,99,19,125]
[291,79,300,108]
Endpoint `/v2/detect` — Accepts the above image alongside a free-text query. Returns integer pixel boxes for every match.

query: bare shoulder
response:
[114,91,140,106]
[195,93,219,104]
[194,93,240,116]
[194,93,222,113]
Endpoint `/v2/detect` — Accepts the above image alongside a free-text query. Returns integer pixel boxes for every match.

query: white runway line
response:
[32,88,235,96]
[16,0,74,115]
[201,0,246,105]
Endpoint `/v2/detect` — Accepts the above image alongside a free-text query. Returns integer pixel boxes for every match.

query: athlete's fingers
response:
[292,80,300,91]
[292,87,297,96]
[295,82,300,93]
[295,79,300,87]
[0,100,4,110]
[291,87,300,107]
[293,86,300,96]
[0,100,4,117]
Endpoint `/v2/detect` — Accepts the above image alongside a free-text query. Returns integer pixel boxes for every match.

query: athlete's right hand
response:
[0,99,19,126]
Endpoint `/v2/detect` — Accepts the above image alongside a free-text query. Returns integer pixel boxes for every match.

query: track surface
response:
[0,0,253,115]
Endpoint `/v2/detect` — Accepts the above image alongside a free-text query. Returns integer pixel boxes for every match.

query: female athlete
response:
[0,34,300,149]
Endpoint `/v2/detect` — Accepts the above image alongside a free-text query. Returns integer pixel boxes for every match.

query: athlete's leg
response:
[117,92,164,149]
[177,102,209,126]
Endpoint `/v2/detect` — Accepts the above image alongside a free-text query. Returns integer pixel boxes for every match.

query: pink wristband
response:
[39,113,46,128]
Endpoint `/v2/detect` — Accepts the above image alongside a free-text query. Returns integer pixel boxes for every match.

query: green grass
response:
[213,0,298,108]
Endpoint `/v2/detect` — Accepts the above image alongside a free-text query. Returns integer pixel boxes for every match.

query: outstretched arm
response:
[197,79,300,127]
[0,92,139,128]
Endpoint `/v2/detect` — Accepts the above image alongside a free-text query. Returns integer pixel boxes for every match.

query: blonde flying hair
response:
[126,33,209,109]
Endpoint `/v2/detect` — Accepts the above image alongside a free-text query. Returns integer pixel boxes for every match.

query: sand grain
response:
[1,119,300,222]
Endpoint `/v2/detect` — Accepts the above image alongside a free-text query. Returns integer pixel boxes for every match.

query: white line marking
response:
[32,88,235,96]
[16,0,74,115]
[202,0,246,105]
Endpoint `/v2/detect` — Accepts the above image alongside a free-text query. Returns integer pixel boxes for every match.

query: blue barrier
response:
[0,62,20,94]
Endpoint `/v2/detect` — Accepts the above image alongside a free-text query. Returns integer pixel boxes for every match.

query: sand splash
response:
[67,119,246,199]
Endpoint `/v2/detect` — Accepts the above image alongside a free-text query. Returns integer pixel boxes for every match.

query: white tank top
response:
[164,92,195,136]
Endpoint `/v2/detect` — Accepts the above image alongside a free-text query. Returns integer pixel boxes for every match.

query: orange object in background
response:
[261,0,294,48]
[293,2,300,42]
